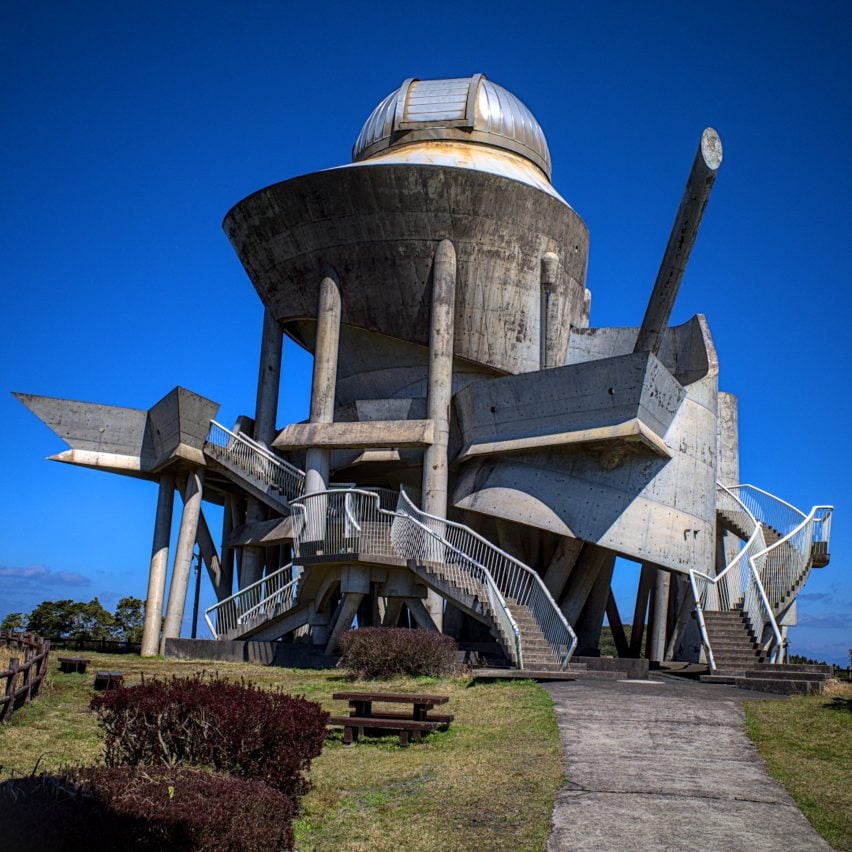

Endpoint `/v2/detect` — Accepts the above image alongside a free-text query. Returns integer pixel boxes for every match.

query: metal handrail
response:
[692,482,834,669]
[288,488,535,667]
[395,489,577,669]
[204,420,305,501]
[204,562,297,640]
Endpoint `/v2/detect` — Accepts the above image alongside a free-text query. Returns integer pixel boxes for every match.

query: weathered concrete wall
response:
[223,164,589,377]
[452,316,719,575]
[146,387,220,470]
[453,351,685,460]
[716,391,739,487]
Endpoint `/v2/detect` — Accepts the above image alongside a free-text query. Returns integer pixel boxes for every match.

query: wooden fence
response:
[1,632,50,723]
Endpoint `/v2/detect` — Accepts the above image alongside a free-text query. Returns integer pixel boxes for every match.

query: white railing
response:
[204,420,305,502]
[204,563,298,640]
[290,487,577,669]
[692,482,834,669]
[394,491,577,669]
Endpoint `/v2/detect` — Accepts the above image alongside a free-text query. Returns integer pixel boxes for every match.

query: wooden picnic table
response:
[332,691,449,721]
[330,691,452,747]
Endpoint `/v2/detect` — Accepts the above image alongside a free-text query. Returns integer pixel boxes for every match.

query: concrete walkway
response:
[545,676,829,851]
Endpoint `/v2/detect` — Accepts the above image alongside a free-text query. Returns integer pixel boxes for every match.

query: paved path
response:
[545,676,829,851]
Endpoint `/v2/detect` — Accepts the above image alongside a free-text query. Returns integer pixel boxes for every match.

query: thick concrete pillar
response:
[629,563,655,657]
[161,469,204,647]
[421,240,457,632]
[716,392,740,488]
[543,537,584,600]
[141,473,175,657]
[381,597,404,627]
[574,552,616,655]
[240,500,266,589]
[304,271,342,495]
[560,545,612,626]
[254,309,283,447]
[196,509,225,599]
[324,592,363,654]
[647,567,671,663]
[540,252,561,368]
[219,494,236,600]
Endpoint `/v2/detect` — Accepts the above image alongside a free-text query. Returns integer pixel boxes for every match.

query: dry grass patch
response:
[745,681,852,851]
[0,655,563,851]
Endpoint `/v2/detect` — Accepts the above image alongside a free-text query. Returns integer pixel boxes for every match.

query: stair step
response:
[735,677,826,695]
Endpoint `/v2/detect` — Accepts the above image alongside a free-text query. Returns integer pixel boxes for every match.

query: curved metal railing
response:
[204,563,298,640]
[691,482,834,669]
[204,421,305,502]
[289,487,576,669]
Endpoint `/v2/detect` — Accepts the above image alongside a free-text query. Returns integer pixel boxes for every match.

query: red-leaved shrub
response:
[340,627,457,678]
[0,767,294,851]
[90,676,328,800]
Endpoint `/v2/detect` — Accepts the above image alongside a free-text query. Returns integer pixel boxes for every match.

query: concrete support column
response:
[196,509,224,599]
[574,552,616,655]
[254,309,284,447]
[219,494,236,600]
[324,592,363,654]
[161,469,204,648]
[543,537,584,600]
[647,567,671,663]
[540,252,561,369]
[381,598,404,628]
[141,473,175,657]
[561,545,611,626]
[304,271,342,496]
[421,240,457,632]
[240,499,267,589]
[629,563,655,657]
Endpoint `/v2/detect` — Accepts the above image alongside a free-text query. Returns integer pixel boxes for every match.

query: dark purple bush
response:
[0,767,294,851]
[340,627,458,679]
[90,675,328,800]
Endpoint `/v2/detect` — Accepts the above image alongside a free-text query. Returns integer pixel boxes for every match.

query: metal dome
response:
[353,74,553,180]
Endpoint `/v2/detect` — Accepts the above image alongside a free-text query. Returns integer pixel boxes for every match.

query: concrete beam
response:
[274,419,434,450]
[225,515,294,548]
[254,309,283,447]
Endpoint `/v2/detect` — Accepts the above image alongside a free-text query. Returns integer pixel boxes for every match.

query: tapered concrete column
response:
[647,567,671,662]
[421,240,457,632]
[540,252,561,369]
[161,469,204,647]
[254,309,284,447]
[635,128,723,356]
[304,271,342,496]
[240,499,266,588]
[141,473,175,657]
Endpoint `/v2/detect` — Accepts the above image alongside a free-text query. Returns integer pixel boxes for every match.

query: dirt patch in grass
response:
[745,681,852,851]
[0,655,563,850]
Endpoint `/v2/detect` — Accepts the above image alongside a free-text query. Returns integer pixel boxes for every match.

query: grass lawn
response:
[0,652,563,851]
[745,682,852,851]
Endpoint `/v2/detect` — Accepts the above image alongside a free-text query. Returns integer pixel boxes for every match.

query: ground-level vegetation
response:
[0,652,563,851]
[745,681,852,851]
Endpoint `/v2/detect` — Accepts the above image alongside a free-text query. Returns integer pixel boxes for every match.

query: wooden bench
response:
[93,671,124,690]
[332,691,450,721]
[365,709,454,729]
[328,715,438,747]
[58,656,91,674]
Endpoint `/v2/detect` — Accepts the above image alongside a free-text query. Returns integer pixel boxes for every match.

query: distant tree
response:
[112,597,144,643]
[27,600,78,638]
[26,598,114,640]
[0,612,25,631]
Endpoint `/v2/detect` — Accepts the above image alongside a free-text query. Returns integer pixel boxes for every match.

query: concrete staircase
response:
[699,606,765,682]
[506,600,563,671]
[734,663,834,695]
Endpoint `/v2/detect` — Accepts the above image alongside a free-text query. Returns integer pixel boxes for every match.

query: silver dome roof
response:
[353,74,552,180]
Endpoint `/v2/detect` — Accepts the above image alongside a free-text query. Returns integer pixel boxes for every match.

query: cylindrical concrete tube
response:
[635,128,723,356]
[161,469,205,648]
[540,252,561,369]
[421,239,457,631]
[239,498,266,588]
[254,309,284,446]
[304,271,341,551]
[648,567,671,662]
[141,473,175,657]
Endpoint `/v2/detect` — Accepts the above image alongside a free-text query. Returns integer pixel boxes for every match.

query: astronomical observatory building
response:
[17,75,833,677]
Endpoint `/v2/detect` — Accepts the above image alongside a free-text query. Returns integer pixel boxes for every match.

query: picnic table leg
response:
[399,730,410,747]
[343,724,357,746]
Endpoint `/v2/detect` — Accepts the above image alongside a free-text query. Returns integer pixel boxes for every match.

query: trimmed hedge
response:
[0,767,294,851]
[340,627,458,679]
[91,675,328,799]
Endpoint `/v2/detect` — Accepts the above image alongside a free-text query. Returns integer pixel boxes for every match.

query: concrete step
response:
[735,677,826,695]
[750,663,834,675]
[741,670,829,682]
[700,674,739,684]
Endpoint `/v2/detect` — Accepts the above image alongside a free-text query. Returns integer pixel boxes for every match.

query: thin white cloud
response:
[0,564,90,588]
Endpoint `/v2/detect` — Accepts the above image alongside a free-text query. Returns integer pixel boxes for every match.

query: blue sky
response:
[2,1,849,664]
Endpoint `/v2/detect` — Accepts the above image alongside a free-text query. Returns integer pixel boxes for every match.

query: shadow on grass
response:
[824,697,852,713]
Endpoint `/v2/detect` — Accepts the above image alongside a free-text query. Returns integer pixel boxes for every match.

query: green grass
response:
[0,653,563,851]
[745,682,852,851]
